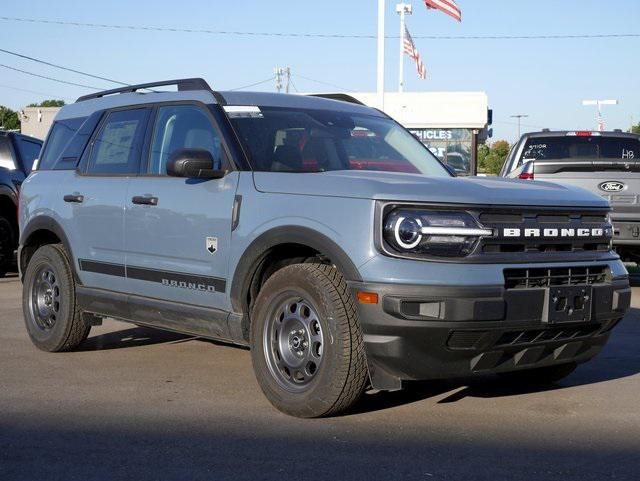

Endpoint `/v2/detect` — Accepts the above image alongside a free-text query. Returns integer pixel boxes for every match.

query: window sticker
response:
[223,106,264,119]
[622,149,635,159]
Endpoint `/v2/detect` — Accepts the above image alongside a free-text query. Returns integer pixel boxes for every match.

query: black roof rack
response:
[307,93,365,106]
[76,78,213,103]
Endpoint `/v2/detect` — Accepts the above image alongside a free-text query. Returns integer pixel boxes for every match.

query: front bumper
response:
[350,277,631,390]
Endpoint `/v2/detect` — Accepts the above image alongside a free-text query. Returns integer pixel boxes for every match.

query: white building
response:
[351,92,490,175]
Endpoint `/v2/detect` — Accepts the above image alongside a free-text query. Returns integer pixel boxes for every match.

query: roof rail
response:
[307,93,365,106]
[76,78,213,103]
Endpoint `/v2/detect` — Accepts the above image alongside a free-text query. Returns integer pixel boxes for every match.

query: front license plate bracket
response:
[544,285,593,324]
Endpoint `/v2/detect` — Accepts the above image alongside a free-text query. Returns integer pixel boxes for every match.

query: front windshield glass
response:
[227,106,450,176]
[521,136,639,162]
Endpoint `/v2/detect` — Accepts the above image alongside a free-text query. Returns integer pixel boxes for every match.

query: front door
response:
[124,104,238,311]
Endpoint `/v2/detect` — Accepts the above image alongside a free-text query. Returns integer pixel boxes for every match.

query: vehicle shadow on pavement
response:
[350,310,640,414]
[78,326,195,351]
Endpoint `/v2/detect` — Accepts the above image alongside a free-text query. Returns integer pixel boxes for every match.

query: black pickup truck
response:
[0,131,42,277]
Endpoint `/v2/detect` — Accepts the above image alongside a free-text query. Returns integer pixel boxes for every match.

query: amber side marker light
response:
[357,291,379,304]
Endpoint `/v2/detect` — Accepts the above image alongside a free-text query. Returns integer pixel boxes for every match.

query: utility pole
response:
[582,99,618,132]
[396,3,412,92]
[274,67,291,93]
[510,114,529,138]
[377,0,386,110]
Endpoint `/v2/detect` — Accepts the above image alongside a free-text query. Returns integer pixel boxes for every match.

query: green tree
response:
[477,143,490,172]
[630,123,640,135]
[27,100,65,108]
[0,106,20,131]
[479,140,510,175]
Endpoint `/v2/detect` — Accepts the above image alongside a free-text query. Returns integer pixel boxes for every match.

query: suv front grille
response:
[478,210,611,255]
[504,266,608,289]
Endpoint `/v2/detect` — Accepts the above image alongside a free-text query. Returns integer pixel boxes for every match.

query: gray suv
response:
[18,79,631,417]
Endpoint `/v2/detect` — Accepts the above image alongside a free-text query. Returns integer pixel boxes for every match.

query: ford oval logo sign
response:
[599,181,625,192]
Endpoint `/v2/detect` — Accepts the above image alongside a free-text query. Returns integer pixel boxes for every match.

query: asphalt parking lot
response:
[1,275,639,481]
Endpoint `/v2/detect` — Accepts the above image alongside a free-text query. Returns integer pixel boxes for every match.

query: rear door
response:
[124,103,238,312]
[71,107,151,291]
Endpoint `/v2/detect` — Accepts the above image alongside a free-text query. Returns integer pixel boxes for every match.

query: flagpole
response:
[396,3,412,92]
[377,0,385,110]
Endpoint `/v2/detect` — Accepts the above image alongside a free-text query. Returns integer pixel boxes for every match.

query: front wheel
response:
[22,244,90,352]
[250,263,368,418]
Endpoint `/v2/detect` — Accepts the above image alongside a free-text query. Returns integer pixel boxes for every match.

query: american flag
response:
[424,0,462,22]
[403,26,427,80]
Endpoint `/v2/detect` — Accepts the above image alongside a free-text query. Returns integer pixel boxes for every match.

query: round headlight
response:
[395,216,423,249]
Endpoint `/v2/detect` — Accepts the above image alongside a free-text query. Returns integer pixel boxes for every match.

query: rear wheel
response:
[250,263,368,418]
[0,215,15,278]
[22,244,90,352]
[498,362,577,385]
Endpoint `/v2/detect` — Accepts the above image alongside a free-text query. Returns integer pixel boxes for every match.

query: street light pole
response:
[582,99,618,132]
[396,3,412,93]
[510,114,529,138]
[377,0,386,110]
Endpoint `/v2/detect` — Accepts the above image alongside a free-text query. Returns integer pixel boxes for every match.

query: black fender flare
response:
[229,225,362,313]
[19,215,79,282]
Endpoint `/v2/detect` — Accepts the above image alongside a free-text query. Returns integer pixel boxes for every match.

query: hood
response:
[253,170,609,208]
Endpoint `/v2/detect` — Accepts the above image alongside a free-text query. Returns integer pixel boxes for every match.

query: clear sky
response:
[1,0,638,141]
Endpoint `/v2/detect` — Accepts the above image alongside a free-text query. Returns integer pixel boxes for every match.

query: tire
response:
[250,263,368,418]
[498,362,577,385]
[22,244,90,352]
[0,215,15,278]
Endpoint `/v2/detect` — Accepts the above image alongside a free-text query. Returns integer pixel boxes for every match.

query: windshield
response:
[227,106,450,176]
[521,136,639,163]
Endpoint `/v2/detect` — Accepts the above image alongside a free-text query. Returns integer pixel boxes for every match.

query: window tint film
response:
[521,136,640,162]
[15,137,42,173]
[149,105,222,174]
[38,117,85,170]
[228,107,449,176]
[88,109,149,175]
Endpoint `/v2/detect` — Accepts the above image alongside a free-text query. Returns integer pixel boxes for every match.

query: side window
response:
[15,137,42,173]
[38,117,86,170]
[87,108,149,175]
[148,105,223,175]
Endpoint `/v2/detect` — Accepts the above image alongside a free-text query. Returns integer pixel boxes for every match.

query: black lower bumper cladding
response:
[350,277,631,390]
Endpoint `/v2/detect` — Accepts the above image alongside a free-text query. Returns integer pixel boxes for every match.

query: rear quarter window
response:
[38,117,86,170]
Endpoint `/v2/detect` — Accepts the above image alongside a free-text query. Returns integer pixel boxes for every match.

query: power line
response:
[293,74,354,92]
[228,76,275,91]
[0,47,129,86]
[0,64,104,90]
[1,16,638,40]
[0,82,73,100]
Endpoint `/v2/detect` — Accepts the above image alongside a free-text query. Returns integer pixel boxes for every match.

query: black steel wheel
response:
[22,244,90,352]
[251,263,368,418]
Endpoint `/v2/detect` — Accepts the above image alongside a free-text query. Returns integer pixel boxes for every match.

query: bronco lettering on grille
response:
[502,228,609,238]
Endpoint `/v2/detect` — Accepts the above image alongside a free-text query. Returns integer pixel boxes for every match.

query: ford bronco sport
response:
[19,79,631,417]
[501,130,640,261]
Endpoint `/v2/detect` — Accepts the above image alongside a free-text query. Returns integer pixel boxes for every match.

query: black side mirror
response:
[166,149,226,179]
